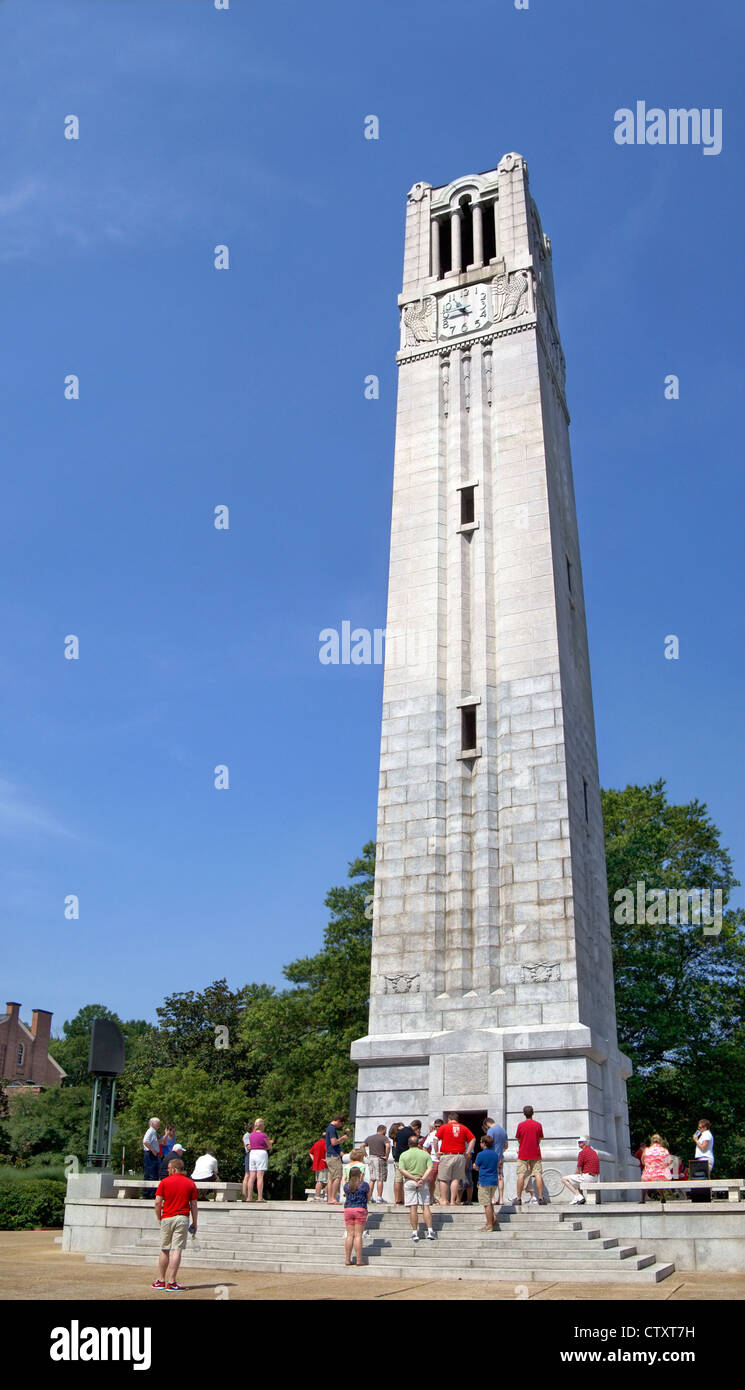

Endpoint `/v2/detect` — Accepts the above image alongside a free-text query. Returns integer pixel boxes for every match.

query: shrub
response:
[0,1178,66,1230]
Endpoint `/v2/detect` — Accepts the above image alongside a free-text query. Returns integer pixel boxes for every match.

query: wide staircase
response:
[87,1201,675,1284]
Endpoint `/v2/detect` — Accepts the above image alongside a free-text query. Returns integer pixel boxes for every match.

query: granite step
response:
[87,1250,676,1283]
[126,1235,637,1259]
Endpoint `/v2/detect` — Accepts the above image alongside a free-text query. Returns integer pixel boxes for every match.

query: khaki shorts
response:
[403,1179,431,1207]
[516,1158,543,1178]
[368,1156,388,1181]
[477,1185,498,1206]
[326,1154,343,1180]
[438,1153,466,1185]
[159,1215,189,1251]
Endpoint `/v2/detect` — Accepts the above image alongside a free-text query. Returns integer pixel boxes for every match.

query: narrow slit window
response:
[439,217,452,276]
[462,705,477,752]
[482,203,497,263]
[583,777,589,823]
[460,485,475,526]
[566,555,573,593]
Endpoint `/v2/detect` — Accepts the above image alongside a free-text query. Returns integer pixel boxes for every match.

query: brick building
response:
[0,1001,66,1091]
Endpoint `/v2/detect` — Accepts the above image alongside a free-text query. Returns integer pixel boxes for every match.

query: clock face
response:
[439,285,490,338]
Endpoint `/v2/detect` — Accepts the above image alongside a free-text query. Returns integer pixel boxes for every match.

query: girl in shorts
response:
[342,1164,370,1267]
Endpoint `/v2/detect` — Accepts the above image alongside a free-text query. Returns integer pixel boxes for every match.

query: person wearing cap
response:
[561,1136,600,1204]
[160,1140,186,1179]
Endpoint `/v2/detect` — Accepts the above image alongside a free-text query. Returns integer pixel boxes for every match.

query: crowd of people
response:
[142,1108,717,1282]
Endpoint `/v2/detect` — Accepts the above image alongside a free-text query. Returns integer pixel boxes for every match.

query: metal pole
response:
[86,1077,100,1169]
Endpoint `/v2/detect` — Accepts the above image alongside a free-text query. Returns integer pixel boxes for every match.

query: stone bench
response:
[113,1178,242,1202]
[582,1179,743,1205]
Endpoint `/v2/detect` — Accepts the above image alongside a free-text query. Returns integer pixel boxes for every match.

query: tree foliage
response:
[4,1085,90,1165]
[603,781,745,1171]
[114,1064,249,1181]
[238,842,374,1181]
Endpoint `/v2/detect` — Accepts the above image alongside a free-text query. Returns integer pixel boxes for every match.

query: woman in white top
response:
[693,1118,715,1173]
[423,1120,442,1204]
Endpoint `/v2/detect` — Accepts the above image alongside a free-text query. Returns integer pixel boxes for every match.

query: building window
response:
[437,217,451,277]
[458,196,474,270]
[456,479,479,533]
[460,485,475,526]
[583,777,589,823]
[16,1043,24,1066]
[566,555,573,593]
[482,202,497,263]
[461,705,477,753]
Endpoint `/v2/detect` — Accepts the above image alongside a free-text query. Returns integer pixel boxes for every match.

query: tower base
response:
[351,1023,635,1182]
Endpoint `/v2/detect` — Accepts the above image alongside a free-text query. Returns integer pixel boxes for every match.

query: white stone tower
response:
[351,155,632,1185]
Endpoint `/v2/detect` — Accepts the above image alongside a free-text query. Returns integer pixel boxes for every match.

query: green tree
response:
[115,979,274,1112]
[115,1063,249,1182]
[240,842,375,1185]
[5,1085,91,1166]
[603,781,745,1172]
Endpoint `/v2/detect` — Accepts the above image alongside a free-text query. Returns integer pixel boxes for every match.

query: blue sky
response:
[1,0,743,1029]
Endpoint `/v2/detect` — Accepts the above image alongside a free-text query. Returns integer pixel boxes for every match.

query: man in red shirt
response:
[561,1136,600,1204]
[435,1113,476,1205]
[309,1131,328,1201]
[515,1104,545,1205]
[152,1157,199,1292]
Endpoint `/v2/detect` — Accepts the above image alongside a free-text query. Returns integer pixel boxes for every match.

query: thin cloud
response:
[0,778,79,841]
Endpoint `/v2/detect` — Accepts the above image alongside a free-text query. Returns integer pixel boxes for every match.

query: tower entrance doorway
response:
[457,1111,488,1146]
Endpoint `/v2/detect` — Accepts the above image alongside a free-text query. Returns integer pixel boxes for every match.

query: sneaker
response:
[570,1194,586,1205]
[165,1282,186,1292]
[151,1279,165,1289]
[426,1229,435,1240]
[411,1231,420,1242]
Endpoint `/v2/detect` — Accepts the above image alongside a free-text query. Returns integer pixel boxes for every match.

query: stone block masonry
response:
[351,156,633,1180]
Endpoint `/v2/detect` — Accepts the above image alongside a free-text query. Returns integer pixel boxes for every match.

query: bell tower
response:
[351,155,632,1183]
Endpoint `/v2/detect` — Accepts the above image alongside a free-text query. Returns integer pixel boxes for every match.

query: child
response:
[343,1164,370,1267]
[461,1150,474,1205]
[473,1135,501,1232]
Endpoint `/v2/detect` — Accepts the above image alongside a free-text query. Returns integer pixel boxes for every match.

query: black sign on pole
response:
[86,1018,125,1171]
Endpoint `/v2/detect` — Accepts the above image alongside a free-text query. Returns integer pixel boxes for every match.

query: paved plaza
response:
[4,1232,744,1301]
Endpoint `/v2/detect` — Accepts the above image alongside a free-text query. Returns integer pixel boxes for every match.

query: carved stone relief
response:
[493,270,532,323]
[384,973,421,994]
[521,961,561,983]
[462,352,471,412]
[402,296,437,347]
[497,152,527,175]
[441,356,450,417]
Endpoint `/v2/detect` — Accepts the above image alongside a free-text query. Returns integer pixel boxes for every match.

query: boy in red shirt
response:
[515,1104,545,1206]
[309,1131,329,1201]
[152,1157,199,1292]
[436,1113,476,1206]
